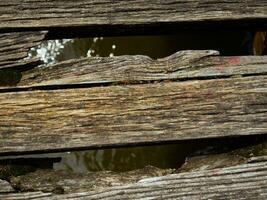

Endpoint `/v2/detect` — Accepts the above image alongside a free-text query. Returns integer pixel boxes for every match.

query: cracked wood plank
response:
[0,0,266,36]
[18,50,267,88]
[0,75,266,154]
[1,161,267,199]
[0,32,46,71]
[10,166,173,194]
[8,141,267,194]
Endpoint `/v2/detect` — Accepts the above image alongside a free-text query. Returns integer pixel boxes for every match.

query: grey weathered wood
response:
[18,50,267,87]
[0,192,52,199]
[178,141,267,173]
[0,0,266,36]
[1,161,267,199]
[48,161,267,200]
[0,179,14,193]
[0,32,46,70]
[0,75,266,154]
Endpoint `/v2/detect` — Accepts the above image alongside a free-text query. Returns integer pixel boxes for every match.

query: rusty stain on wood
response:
[17,50,267,88]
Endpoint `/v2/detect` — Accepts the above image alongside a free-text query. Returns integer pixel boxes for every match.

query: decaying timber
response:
[1,160,267,199]
[18,50,267,87]
[10,166,173,194]
[8,141,267,195]
[0,0,266,36]
[178,141,267,172]
[0,158,61,180]
[0,75,266,154]
[0,179,14,193]
[0,32,46,71]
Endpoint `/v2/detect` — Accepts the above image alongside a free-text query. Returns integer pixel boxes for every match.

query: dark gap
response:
[0,19,266,39]
[1,72,266,94]
[1,135,267,174]
[32,30,256,65]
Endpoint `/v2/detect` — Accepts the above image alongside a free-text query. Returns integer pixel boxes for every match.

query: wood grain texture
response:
[1,161,267,199]
[18,50,267,87]
[0,0,266,35]
[0,179,14,193]
[0,75,266,154]
[0,32,46,70]
[0,192,52,199]
[10,166,173,194]
[9,142,267,194]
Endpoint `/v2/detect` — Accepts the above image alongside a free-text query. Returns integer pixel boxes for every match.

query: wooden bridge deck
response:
[0,0,266,199]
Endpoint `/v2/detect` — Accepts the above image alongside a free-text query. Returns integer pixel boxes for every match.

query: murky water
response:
[26,31,255,172]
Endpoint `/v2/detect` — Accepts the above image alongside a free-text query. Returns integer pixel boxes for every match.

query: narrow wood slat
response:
[0,32,46,70]
[0,179,14,193]
[18,50,267,87]
[0,0,266,35]
[0,192,52,199]
[0,75,266,154]
[1,161,267,199]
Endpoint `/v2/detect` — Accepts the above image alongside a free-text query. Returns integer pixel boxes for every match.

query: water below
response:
[23,30,257,173]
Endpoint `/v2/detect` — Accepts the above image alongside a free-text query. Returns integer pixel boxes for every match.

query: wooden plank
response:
[0,32,46,71]
[0,192,52,199]
[47,161,267,199]
[0,75,266,154]
[8,141,267,194]
[0,179,14,193]
[0,0,266,36]
[18,50,267,87]
[1,161,267,199]
[10,166,173,194]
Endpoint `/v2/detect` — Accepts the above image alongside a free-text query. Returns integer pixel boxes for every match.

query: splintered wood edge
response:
[1,161,267,199]
[16,50,267,89]
[0,179,14,193]
[0,0,266,36]
[0,31,47,71]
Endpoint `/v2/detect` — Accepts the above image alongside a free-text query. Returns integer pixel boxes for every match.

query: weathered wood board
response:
[0,32,46,70]
[7,141,267,194]
[0,75,266,154]
[9,166,173,194]
[18,50,267,87]
[0,179,14,193]
[0,0,266,36]
[1,161,267,199]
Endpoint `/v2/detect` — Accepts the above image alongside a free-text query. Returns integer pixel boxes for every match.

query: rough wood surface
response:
[10,166,173,194]
[178,141,267,173]
[18,50,267,87]
[1,161,267,199]
[0,32,46,70]
[0,179,14,193]
[8,141,267,195]
[0,0,266,35]
[0,192,51,199]
[0,75,266,154]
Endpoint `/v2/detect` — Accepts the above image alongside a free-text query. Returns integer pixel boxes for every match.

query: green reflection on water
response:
[30,31,252,172]
[54,143,203,173]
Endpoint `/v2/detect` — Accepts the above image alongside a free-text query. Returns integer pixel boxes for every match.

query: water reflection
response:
[28,31,254,172]
[54,144,201,173]
[29,31,253,66]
